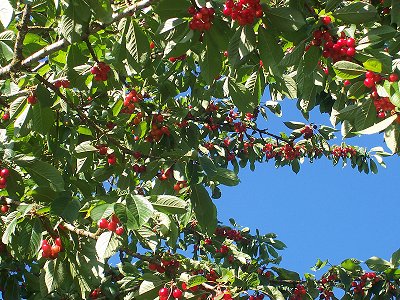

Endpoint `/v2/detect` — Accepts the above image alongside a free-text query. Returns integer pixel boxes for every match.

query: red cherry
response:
[55,237,62,247]
[366,71,375,78]
[148,263,158,271]
[181,282,188,291]
[98,218,109,229]
[378,111,386,118]
[2,112,9,121]
[150,41,155,49]
[344,80,351,86]
[42,243,52,256]
[0,177,6,186]
[389,73,399,82]
[27,95,37,105]
[364,78,375,88]
[172,288,183,299]
[346,38,356,47]
[98,146,108,155]
[108,221,118,232]
[346,47,356,57]
[41,239,49,247]
[1,205,9,213]
[107,154,117,165]
[159,287,169,297]
[115,227,124,236]
[322,16,331,25]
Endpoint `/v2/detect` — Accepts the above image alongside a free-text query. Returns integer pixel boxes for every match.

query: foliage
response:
[0,0,399,299]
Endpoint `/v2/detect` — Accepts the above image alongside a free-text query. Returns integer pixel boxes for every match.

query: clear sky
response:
[216,97,400,277]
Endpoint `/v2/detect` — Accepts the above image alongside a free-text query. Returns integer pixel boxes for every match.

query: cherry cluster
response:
[147,116,170,142]
[173,180,187,192]
[215,244,229,255]
[96,145,117,165]
[290,284,307,300]
[374,97,395,119]
[132,164,146,174]
[223,0,263,26]
[98,214,124,236]
[149,257,180,274]
[277,144,302,161]
[351,272,379,296]
[53,79,70,89]
[331,146,357,158]
[300,125,314,139]
[0,168,10,189]
[27,94,38,105]
[188,6,215,31]
[317,273,337,300]
[41,238,62,259]
[215,226,243,241]
[309,28,357,62]
[122,89,143,114]
[363,71,383,89]
[158,287,183,300]
[90,62,111,81]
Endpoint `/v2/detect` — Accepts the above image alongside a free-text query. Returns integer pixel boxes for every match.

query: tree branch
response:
[0,0,160,79]
[11,4,32,68]
[62,223,100,239]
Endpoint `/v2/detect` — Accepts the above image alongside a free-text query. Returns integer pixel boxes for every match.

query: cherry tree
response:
[0,0,399,299]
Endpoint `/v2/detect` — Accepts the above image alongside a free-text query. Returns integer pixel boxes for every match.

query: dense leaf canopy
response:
[0,0,399,299]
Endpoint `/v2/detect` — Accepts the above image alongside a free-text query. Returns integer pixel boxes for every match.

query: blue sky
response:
[216,98,400,276]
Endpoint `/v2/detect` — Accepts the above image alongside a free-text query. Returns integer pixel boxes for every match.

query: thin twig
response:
[12,4,32,68]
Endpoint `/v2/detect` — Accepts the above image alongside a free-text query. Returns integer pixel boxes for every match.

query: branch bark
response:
[0,0,160,79]
[11,4,32,69]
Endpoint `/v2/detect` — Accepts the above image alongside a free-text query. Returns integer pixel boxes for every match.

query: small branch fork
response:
[0,0,160,79]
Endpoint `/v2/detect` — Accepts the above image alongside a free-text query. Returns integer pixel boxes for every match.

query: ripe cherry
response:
[172,288,183,299]
[115,227,124,236]
[364,78,375,88]
[98,146,108,155]
[389,73,399,82]
[322,16,331,25]
[55,237,62,247]
[108,221,118,232]
[27,95,37,105]
[2,112,9,121]
[107,154,117,165]
[1,205,9,213]
[98,218,109,229]
[148,263,158,271]
[158,287,169,297]
[150,41,155,49]
[51,245,61,256]
[343,80,351,86]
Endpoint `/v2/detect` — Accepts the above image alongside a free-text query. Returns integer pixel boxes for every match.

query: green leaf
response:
[190,184,217,235]
[187,275,207,288]
[150,195,188,214]
[333,2,377,24]
[2,211,19,244]
[347,81,367,100]
[134,279,166,300]
[391,249,400,267]
[75,141,98,153]
[226,78,258,113]
[265,7,306,32]
[333,61,366,79]
[354,114,397,135]
[363,58,383,73]
[32,105,55,135]
[258,27,284,75]
[15,156,65,192]
[40,259,71,296]
[155,0,188,20]
[0,0,13,28]
[59,0,91,43]
[213,168,240,186]
[3,276,20,300]
[284,121,306,130]
[95,231,122,259]
[263,286,285,300]
[272,267,301,281]
[365,256,392,272]
[115,195,154,231]
[125,19,149,65]
[90,203,114,222]
[84,0,112,23]
[340,258,362,272]
[384,124,400,153]
[228,26,256,67]
[199,33,223,85]
[51,194,80,223]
